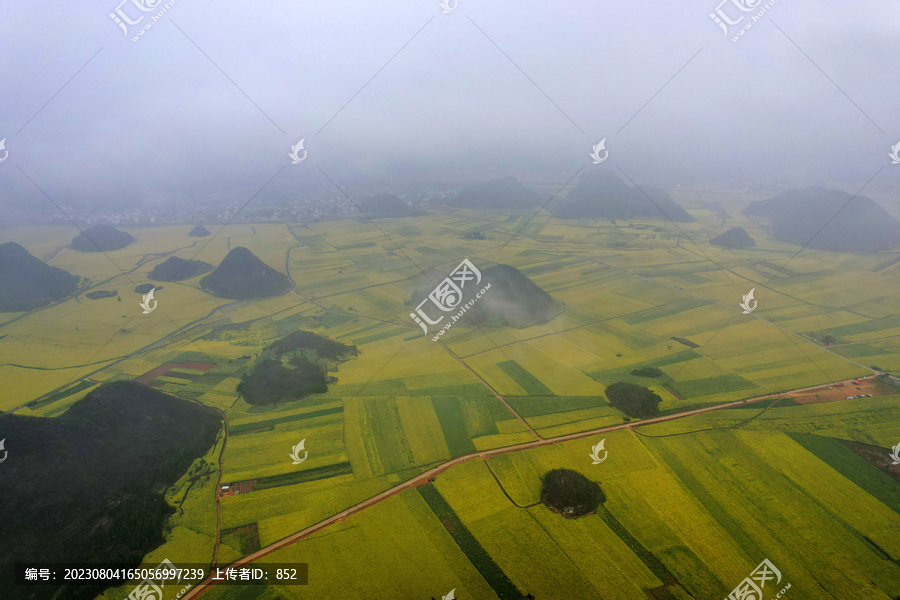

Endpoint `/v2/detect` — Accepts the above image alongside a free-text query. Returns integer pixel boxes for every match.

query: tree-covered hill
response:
[553,171,693,222]
[199,247,292,299]
[70,224,135,252]
[0,242,80,312]
[445,176,543,210]
[0,381,222,600]
[149,256,214,281]
[744,186,900,252]
[238,330,357,405]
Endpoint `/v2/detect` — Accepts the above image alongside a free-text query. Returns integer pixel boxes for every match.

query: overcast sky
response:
[1,0,899,213]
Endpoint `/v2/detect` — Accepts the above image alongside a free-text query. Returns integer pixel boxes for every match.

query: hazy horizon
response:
[1,0,899,216]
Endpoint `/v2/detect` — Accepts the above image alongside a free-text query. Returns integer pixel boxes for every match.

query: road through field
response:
[443,340,543,439]
[180,374,876,599]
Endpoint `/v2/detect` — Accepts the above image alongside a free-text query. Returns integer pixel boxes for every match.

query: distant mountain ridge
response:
[200,246,292,299]
[71,224,135,252]
[553,170,693,222]
[744,186,900,252]
[0,242,81,312]
[466,264,564,328]
[711,227,756,249]
[409,263,563,329]
[189,225,211,237]
[150,256,214,281]
[446,176,543,210]
[360,193,426,218]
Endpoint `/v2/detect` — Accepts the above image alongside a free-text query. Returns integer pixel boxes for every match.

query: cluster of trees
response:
[238,356,328,405]
[266,330,358,360]
[630,366,663,378]
[134,283,159,294]
[541,468,606,518]
[85,289,118,299]
[605,382,662,418]
[238,330,358,405]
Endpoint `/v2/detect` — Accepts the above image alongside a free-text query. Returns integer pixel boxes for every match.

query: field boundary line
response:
[179,375,870,600]
[483,460,542,509]
[440,341,542,440]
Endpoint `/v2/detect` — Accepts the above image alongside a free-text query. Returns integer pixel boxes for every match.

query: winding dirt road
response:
[180,374,875,599]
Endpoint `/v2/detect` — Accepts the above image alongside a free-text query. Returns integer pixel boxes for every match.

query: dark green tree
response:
[630,366,663,378]
[541,469,605,518]
[605,382,662,418]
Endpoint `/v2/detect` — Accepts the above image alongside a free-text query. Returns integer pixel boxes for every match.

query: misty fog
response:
[1,0,899,219]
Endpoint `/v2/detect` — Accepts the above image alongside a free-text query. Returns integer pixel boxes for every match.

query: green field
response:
[4,199,900,599]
